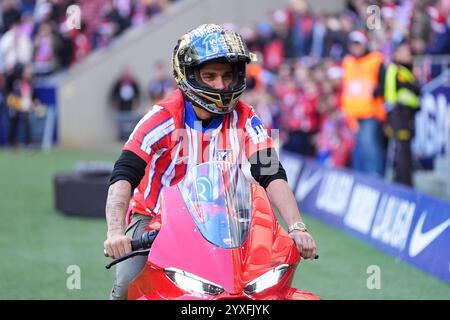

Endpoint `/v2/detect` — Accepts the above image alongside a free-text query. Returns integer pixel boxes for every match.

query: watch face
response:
[289,222,307,233]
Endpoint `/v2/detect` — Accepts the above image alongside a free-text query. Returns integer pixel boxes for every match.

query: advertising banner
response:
[281,152,450,284]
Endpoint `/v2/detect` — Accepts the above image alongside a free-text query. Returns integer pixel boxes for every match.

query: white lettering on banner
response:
[371,195,415,250]
[280,155,303,190]
[316,172,354,216]
[413,92,450,157]
[295,169,322,202]
[344,184,380,234]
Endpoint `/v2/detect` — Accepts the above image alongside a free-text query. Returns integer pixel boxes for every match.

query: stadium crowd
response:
[238,0,449,185]
[0,0,180,147]
[0,0,449,186]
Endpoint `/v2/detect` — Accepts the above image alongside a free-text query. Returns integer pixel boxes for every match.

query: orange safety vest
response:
[341,51,386,129]
[246,63,265,90]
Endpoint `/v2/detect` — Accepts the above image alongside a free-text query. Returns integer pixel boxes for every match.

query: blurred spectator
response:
[19,10,34,39]
[271,9,294,59]
[324,16,348,60]
[0,14,33,74]
[256,22,285,72]
[1,0,22,34]
[273,63,295,143]
[32,22,59,75]
[58,21,91,67]
[7,64,37,148]
[341,30,386,176]
[111,66,141,112]
[114,0,133,20]
[410,3,432,55]
[316,102,354,167]
[145,0,168,19]
[246,59,265,91]
[110,66,141,142]
[425,1,450,55]
[278,62,320,156]
[290,0,314,58]
[131,1,150,27]
[242,88,277,133]
[92,2,121,49]
[310,15,327,59]
[72,29,91,64]
[147,61,175,105]
[103,0,129,37]
[49,0,72,24]
[239,25,260,54]
[377,25,395,66]
[385,42,421,186]
[56,23,75,69]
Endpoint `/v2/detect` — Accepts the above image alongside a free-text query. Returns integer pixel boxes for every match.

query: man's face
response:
[349,42,366,57]
[199,62,234,91]
[394,44,413,65]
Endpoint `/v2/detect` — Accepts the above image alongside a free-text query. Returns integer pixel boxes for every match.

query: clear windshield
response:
[179,162,251,249]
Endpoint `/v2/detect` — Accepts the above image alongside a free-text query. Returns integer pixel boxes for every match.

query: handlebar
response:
[104,229,317,269]
[131,229,158,251]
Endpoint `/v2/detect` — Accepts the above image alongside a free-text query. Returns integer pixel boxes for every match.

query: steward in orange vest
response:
[341,30,386,176]
[341,32,386,131]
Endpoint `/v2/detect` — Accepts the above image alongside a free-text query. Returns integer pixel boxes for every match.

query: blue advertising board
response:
[414,84,450,160]
[281,151,450,284]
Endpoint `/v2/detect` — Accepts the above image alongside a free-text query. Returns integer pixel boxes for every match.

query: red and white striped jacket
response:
[123,89,272,217]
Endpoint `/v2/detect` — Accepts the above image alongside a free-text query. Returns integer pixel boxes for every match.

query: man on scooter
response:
[103,24,317,300]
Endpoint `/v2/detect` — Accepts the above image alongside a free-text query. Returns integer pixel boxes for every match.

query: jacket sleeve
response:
[122,105,175,163]
[249,147,287,189]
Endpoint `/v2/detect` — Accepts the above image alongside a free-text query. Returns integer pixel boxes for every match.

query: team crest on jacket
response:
[216,149,232,161]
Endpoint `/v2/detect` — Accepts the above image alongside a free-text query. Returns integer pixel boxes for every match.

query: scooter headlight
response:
[244,264,290,294]
[165,267,224,296]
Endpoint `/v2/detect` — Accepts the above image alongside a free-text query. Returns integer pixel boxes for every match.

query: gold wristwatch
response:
[288,221,308,233]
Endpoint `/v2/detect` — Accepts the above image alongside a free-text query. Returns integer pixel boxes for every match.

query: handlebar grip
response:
[131,230,159,251]
[130,238,142,251]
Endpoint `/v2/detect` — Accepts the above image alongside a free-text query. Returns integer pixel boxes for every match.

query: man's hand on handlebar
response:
[104,234,132,259]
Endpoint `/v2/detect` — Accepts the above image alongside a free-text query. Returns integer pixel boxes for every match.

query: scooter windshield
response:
[180,162,251,249]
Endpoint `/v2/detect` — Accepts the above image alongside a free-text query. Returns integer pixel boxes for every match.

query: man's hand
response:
[104,234,132,259]
[289,230,317,259]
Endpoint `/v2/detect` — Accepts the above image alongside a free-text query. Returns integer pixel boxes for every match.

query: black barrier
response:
[54,162,112,218]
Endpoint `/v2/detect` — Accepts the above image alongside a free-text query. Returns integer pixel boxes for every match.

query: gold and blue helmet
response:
[172,24,252,115]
